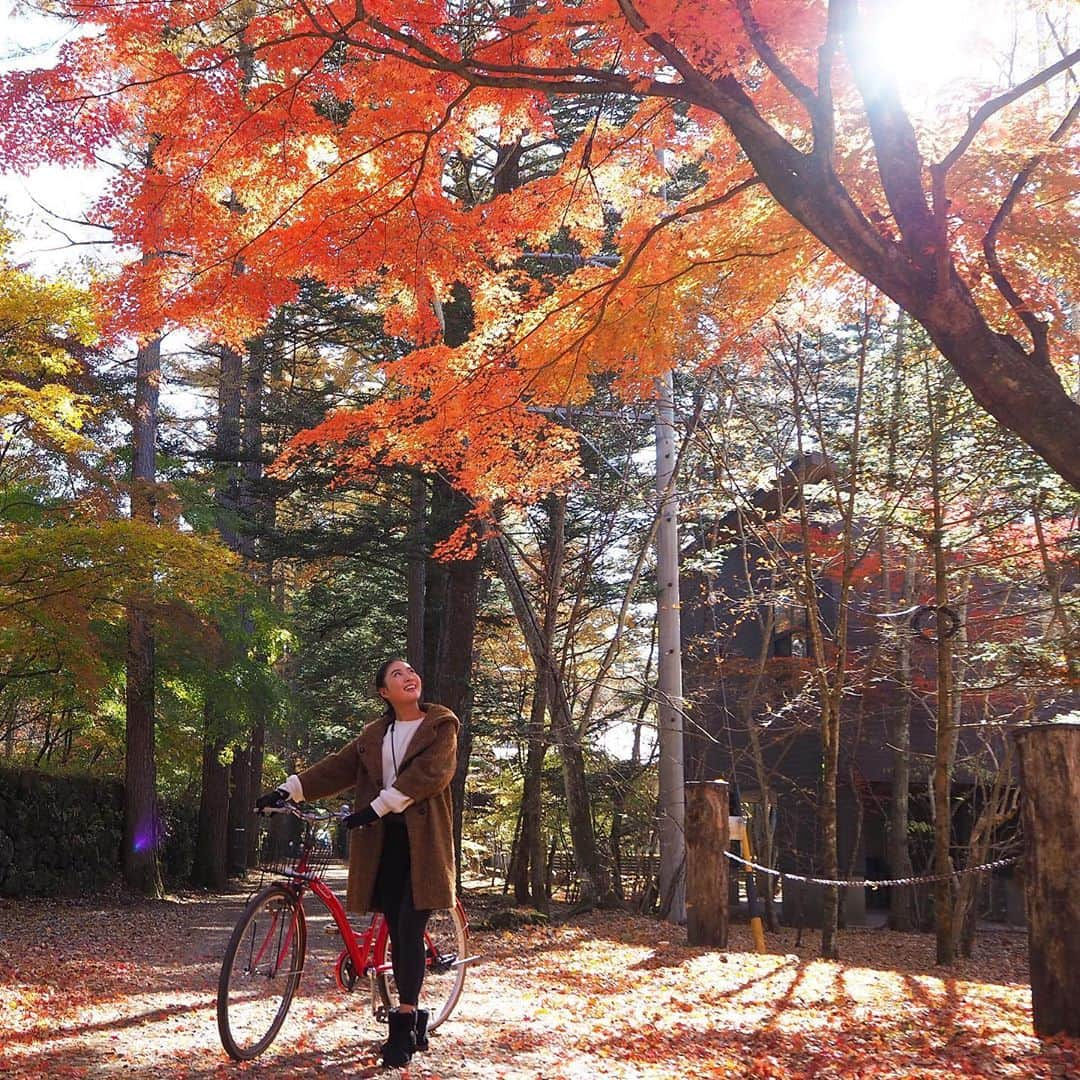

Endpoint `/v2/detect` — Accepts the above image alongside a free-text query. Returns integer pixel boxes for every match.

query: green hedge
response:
[159,798,200,885]
[0,766,197,897]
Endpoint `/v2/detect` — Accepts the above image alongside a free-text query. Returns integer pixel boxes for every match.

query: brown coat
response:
[297,704,459,913]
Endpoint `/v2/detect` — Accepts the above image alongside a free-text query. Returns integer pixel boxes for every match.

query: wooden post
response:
[1012,721,1080,1037]
[685,780,729,947]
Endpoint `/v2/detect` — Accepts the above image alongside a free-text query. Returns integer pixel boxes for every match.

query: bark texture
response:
[1013,722,1080,1037]
[685,780,730,947]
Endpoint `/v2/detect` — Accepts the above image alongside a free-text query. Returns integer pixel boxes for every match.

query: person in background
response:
[257,658,459,1068]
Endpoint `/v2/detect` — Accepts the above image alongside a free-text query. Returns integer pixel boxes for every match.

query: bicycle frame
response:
[295,873,389,971]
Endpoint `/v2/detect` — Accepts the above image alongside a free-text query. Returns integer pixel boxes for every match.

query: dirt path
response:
[1,870,1077,1079]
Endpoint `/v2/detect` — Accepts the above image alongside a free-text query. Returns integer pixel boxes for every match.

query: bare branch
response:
[982,92,1080,358]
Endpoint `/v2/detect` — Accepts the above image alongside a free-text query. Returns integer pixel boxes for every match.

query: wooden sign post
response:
[1012,721,1080,1037]
[685,780,730,947]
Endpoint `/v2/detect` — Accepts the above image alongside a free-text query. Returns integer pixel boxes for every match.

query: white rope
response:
[723,850,1021,889]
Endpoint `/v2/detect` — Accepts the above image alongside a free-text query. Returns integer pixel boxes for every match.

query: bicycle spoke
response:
[377,905,468,1031]
[218,886,305,1060]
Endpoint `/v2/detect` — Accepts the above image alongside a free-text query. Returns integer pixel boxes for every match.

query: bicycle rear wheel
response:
[218,884,307,1060]
[376,902,468,1030]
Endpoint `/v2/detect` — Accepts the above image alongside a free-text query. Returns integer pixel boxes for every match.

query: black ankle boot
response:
[381,1008,416,1068]
[414,1008,430,1051]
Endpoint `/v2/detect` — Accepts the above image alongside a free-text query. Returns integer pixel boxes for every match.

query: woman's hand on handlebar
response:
[255,788,292,815]
[343,805,378,830]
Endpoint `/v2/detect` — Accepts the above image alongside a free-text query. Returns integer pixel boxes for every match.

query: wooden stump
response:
[1012,721,1080,1037]
[685,780,729,947]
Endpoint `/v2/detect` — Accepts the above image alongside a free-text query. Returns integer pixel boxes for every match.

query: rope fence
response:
[723,850,1021,890]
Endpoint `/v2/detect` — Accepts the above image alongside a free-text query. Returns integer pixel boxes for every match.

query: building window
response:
[771,602,808,657]
[772,631,807,658]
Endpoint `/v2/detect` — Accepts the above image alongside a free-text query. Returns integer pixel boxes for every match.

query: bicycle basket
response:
[257,819,336,879]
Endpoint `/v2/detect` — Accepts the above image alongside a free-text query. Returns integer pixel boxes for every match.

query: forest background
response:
[0,0,1077,974]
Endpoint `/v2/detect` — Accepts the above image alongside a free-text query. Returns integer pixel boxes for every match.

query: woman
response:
[257,658,459,1068]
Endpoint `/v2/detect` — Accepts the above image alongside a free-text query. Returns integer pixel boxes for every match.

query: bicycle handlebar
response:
[255,802,352,822]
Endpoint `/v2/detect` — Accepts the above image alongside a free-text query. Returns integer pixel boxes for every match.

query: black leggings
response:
[372,817,431,1007]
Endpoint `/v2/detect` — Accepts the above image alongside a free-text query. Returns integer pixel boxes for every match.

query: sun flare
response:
[857,0,1012,102]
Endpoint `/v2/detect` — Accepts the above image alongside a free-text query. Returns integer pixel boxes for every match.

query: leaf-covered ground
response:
[1,868,1076,1079]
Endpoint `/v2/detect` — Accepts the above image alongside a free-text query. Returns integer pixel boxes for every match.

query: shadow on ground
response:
[0,874,1075,1079]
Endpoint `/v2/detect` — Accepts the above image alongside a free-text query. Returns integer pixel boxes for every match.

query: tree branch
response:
[982,92,1080,359]
[836,0,942,273]
[734,0,819,118]
[813,0,844,160]
[935,46,1080,182]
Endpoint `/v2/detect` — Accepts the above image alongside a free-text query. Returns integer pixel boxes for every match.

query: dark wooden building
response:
[678,457,1045,928]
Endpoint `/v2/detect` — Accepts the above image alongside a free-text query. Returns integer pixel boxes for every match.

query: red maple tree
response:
[1,1,1077,492]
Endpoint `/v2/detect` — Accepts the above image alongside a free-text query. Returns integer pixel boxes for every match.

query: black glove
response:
[255,788,291,814]
[343,805,379,830]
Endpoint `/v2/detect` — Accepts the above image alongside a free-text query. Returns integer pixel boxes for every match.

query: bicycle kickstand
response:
[369,971,388,1023]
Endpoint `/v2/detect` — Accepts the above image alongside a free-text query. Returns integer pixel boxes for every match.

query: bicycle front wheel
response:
[376,902,469,1030]
[217,884,307,1060]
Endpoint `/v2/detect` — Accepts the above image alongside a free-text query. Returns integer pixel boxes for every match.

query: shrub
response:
[0,766,123,896]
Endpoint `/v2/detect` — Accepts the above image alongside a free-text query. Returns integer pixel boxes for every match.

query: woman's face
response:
[378,660,422,711]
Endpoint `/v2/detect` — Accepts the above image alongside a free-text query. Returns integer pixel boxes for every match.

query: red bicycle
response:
[217,804,472,1061]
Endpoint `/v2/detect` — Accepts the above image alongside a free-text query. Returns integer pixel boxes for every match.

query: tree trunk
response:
[527,733,549,905]
[241,338,266,565]
[884,315,916,930]
[608,776,627,904]
[228,747,253,874]
[888,554,917,930]
[819,695,842,958]
[487,525,614,907]
[554,722,609,906]
[654,371,686,923]
[789,327,865,958]
[193,344,244,881]
[191,711,229,889]
[431,481,481,888]
[213,343,244,550]
[124,606,161,895]
[516,494,565,909]
[685,780,730,947]
[123,337,163,897]
[1012,722,1080,1037]
[794,493,842,957]
[235,337,271,872]
[511,676,550,908]
[927,374,958,966]
[246,716,265,867]
[407,471,427,669]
